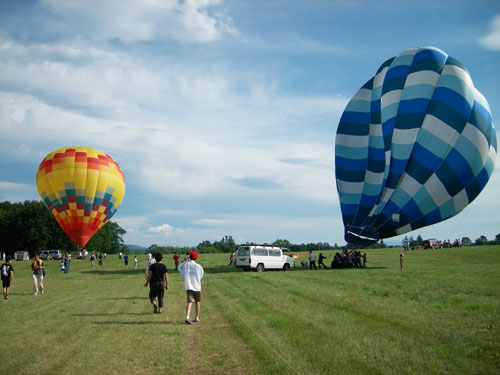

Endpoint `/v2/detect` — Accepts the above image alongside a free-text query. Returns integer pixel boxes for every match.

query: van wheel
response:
[283,263,290,271]
[256,264,264,272]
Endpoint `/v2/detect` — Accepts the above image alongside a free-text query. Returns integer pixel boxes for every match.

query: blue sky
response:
[0,0,499,247]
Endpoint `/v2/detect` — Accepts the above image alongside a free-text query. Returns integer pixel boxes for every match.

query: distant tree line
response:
[0,201,126,256]
[147,236,378,255]
[401,233,500,247]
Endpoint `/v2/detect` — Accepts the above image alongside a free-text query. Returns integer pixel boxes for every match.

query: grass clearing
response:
[1,246,499,374]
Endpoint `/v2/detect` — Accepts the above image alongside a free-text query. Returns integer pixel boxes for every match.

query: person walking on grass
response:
[179,251,204,325]
[400,253,404,271]
[90,252,96,269]
[145,253,156,280]
[144,253,169,313]
[31,254,44,296]
[308,251,317,270]
[318,253,328,269]
[173,252,179,271]
[1,256,14,299]
[134,255,138,270]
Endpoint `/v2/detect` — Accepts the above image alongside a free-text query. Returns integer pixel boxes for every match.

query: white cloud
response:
[147,223,175,233]
[478,14,500,51]
[121,213,344,247]
[0,181,39,202]
[40,0,237,43]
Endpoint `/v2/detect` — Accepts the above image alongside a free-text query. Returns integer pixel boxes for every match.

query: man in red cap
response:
[179,251,204,324]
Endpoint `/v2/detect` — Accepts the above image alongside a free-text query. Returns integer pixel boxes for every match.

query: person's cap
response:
[190,251,199,260]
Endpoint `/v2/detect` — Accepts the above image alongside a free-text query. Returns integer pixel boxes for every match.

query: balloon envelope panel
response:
[36,146,125,247]
[335,47,496,246]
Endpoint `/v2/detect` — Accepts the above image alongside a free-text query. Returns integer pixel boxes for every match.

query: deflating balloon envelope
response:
[335,47,496,246]
[36,146,126,247]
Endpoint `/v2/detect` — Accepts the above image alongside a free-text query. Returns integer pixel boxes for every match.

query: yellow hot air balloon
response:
[36,146,125,248]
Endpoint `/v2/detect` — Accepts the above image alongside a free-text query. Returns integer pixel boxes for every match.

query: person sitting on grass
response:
[144,253,169,313]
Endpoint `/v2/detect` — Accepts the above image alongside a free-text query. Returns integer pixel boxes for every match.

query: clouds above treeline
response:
[1,1,499,246]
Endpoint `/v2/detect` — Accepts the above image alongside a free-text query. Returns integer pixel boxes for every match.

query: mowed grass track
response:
[0,246,499,375]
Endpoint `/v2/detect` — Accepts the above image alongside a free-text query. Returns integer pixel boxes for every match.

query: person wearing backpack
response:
[31,254,45,296]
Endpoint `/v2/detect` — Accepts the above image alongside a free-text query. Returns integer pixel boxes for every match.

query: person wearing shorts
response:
[144,253,169,313]
[179,251,204,324]
[1,256,14,299]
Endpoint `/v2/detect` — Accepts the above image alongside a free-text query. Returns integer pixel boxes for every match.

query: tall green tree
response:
[0,200,125,256]
[475,235,488,246]
[461,237,472,246]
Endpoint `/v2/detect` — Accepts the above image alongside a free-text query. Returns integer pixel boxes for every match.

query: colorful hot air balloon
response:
[36,146,125,247]
[335,47,496,246]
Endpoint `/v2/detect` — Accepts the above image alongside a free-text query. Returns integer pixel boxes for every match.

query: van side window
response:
[252,248,268,256]
[269,249,281,256]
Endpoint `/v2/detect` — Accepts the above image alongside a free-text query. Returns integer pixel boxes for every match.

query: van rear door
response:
[235,246,250,268]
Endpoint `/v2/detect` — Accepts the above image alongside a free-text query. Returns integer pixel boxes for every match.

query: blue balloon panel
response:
[335,47,496,246]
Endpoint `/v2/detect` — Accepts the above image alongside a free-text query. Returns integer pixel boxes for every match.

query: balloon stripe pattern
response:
[335,47,496,246]
[36,147,125,247]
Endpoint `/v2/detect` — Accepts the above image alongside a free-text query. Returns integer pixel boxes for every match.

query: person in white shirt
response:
[145,253,156,280]
[179,251,204,325]
[308,251,317,270]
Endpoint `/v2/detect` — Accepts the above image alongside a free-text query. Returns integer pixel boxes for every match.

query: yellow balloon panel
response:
[36,146,125,247]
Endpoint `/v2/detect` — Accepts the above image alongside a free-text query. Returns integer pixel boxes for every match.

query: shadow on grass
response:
[107,296,149,300]
[81,269,144,275]
[73,312,149,317]
[203,266,388,273]
[93,320,184,325]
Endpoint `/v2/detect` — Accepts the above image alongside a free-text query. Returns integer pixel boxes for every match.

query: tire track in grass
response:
[210,273,472,375]
[209,281,299,375]
[179,274,268,375]
[210,276,370,375]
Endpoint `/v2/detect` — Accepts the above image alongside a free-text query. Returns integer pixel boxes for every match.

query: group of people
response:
[144,251,204,325]
[2,250,206,326]
[330,250,367,269]
[304,250,367,269]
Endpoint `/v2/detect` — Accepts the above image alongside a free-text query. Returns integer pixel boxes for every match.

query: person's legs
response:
[32,274,38,295]
[195,302,200,317]
[39,275,44,294]
[157,284,165,312]
[2,279,8,297]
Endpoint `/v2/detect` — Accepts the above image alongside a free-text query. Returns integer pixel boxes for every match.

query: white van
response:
[234,245,295,272]
[39,250,62,260]
[16,251,29,261]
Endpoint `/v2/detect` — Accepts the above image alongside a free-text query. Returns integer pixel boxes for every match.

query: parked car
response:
[234,245,295,272]
[39,250,62,260]
[16,251,29,261]
[423,239,442,249]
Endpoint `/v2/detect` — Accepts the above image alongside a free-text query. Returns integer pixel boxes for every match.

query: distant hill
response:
[125,244,148,252]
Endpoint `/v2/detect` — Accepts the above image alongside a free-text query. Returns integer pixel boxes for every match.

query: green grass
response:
[1,246,499,375]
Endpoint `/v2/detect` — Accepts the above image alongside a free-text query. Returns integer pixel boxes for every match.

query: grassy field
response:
[0,246,499,375]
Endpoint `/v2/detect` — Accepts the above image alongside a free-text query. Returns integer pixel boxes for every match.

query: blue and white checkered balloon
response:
[335,47,497,246]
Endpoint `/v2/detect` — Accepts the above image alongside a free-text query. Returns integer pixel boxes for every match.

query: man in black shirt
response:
[144,253,169,313]
[1,256,14,299]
